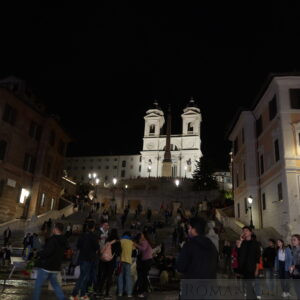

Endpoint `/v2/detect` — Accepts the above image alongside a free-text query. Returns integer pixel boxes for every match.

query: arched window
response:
[149,124,155,134]
[163,144,179,151]
[188,122,193,133]
[0,140,7,161]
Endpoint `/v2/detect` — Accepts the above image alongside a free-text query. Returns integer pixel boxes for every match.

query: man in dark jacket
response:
[237,226,261,299]
[71,220,99,299]
[32,222,68,300]
[262,238,276,295]
[176,217,218,279]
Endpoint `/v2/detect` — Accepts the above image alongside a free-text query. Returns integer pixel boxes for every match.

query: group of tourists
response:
[220,227,300,299]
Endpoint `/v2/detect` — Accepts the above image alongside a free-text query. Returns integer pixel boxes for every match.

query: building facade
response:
[229,74,300,238]
[65,99,202,184]
[0,77,70,221]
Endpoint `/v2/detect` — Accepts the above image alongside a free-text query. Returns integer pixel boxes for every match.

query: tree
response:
[192,156,218,190]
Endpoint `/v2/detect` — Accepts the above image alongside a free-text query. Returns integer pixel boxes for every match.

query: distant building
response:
[0,77,70,221]
[65,99,202,184]
[213,171,232,192]
[228,74,300,238]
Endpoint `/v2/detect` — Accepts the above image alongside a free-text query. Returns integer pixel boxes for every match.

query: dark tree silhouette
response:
[192,156,218,190]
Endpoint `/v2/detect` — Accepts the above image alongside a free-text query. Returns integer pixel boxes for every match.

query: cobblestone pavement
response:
[0,281,179,299]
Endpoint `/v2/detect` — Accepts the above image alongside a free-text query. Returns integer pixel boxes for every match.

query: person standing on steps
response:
[274,239,293,298]
[237,226,261,300]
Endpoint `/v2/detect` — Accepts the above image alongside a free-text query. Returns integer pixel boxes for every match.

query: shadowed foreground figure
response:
[176,217,218,279]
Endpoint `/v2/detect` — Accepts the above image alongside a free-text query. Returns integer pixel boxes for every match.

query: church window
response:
[105,176,108,181]
[139,165,141,172]
[98,166,101,169]
[114,166,117,169]
[105,166,109,170]
[114,158,118,161]
[139,156,142,162]
[122,160,126,167]
[149,124,155,135]
[188,122,193,133]
[121,170,126,177]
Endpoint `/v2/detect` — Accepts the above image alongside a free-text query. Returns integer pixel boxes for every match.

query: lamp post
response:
[111,177,118,215]
[123,184,128,209]
[247,195,254,229]
[88,173,100,208]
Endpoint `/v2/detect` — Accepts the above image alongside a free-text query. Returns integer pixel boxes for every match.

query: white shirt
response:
[278,249,286,261]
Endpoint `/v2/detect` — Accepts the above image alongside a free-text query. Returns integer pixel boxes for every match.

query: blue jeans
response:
[265,267,275,293]
[72,261,94,297]
[118,262,132,296]
[32,268,66,300]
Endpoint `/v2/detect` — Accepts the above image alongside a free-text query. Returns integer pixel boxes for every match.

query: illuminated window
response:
[19,188,30,204]
[41,193,45,207]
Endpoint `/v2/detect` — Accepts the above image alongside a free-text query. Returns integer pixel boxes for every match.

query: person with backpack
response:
[97,228,121,299]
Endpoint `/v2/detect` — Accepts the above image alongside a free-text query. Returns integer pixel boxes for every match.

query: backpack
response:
[100,240,115,262]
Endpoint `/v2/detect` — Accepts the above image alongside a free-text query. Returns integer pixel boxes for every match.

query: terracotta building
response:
[228,73,300,239]
[0,77,70,222]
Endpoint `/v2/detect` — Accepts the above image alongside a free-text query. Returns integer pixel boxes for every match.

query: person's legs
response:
[48,272,66,300]
[72,261,89,297]
[124,263,132,296]
[32,268,49,300]
[117,263,124,295]
[293,279,300,300]
[278,261,286,293]
[105,262,115,296]
[283,271,290,293]
[243,271,256,300]
[98,261,108,294]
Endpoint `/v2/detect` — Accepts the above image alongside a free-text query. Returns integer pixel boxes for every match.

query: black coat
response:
[37,234,68,271]
[238,240,260,274]
[176,235,218,279]
[262,246,276,268]
[77,231,99,262]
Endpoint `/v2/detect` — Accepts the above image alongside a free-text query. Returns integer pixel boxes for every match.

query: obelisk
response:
[162,105,172,177]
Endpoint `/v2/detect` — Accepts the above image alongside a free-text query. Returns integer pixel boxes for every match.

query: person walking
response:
[32,223,68,300]
[290,234,300,299]
[3,227,11,246]
[262,238,276,295]
[134,232,153,298]
[98,228,121,299]
[275,239,293,298]
[236,226,260,300]
[176,217,218,279]
[70,220,99,300]
[118,231,135,298]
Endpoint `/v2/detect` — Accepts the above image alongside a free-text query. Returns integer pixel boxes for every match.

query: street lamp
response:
[175,179,180,187]
[148,165,152,178]
[123,184,128,209]
[247,195,254,229]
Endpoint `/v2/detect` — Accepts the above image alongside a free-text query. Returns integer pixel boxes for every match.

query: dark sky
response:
[1,2,300,170]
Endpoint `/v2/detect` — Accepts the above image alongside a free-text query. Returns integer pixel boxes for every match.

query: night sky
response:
[1,2,300,170]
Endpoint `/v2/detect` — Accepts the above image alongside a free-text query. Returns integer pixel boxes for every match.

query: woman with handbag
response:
[98,228,121,299]
[290,234,300,299]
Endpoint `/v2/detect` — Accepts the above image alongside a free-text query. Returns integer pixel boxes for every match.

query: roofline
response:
[226,72,300,138]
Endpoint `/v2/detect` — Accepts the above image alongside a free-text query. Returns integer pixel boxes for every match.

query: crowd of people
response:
[3,201,300,300]
[218,227,300,299]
